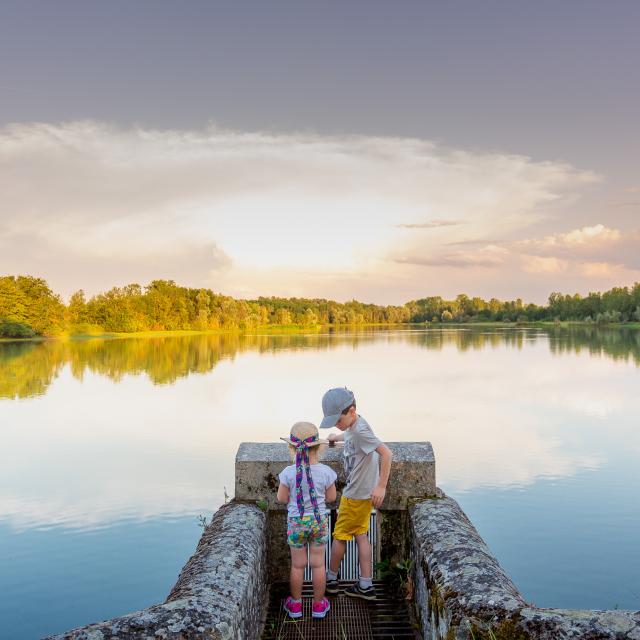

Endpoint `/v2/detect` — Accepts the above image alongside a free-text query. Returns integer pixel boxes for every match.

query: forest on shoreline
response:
[1,275,640,338]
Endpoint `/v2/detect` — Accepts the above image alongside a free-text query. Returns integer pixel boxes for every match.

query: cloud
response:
[528,224,621,248]
[0,120,601,300]
[521,255,569,274]
[580,262,613,277]
[0,230,232,296]
[558,224,621,245]
[391,220,640,304]
[446,238,503,246]
[611,201,640,208]
[396,219,463,229]
[516,224,640,271]
[395,244,508,269]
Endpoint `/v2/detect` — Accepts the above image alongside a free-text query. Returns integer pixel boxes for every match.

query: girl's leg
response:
[289,546,307,601]
[309,544,326,602]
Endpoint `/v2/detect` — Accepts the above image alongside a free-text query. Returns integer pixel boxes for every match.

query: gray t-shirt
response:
[278,463,337,519]
[342,415,382,499]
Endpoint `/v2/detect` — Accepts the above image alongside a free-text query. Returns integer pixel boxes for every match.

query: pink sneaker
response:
[283,596,302,619]
[312,597,331,619]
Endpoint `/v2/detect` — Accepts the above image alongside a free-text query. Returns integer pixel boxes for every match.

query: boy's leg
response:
[325,538,345,594]
[344,502,376,600]
[328,497,352,578]
[328,538,347,575]
[354,532,372,582]
[344,533,376,599]
[309,544,326,602]
[289,546,307,601]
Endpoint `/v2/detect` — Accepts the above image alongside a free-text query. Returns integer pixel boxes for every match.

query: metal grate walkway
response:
[262,581,420,639]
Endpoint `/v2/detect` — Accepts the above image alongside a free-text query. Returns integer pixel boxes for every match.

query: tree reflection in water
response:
[1,326,639,400]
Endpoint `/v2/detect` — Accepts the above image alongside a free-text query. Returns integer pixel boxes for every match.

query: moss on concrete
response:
[378,509,409,571]
[470,619,531,640]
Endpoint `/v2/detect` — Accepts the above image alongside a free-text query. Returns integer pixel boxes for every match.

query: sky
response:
[0,1,638,305]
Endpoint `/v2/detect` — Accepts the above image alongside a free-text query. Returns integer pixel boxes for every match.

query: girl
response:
[277,421,337,619]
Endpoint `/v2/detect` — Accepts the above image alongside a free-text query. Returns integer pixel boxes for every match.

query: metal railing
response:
[303,510,377,581]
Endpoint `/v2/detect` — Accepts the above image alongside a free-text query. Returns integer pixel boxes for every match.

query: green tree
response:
[0,275,65,335]
[303,308,318,326]
[67,290,88,324]
[276,308,292,325]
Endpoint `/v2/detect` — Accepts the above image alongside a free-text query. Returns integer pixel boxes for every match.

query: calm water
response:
[1,327,639,638]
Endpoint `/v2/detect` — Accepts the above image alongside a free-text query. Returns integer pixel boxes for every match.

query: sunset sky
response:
[1,1,638,304]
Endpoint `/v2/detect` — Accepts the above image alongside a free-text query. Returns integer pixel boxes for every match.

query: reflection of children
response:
[320,387,392,600]
[277,422,337,619]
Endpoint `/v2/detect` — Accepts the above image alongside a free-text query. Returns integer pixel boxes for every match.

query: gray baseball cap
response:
[320,387,356,428]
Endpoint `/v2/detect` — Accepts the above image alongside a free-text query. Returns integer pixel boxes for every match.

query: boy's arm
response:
[328,432,345,443]
[276,483,290,505]
[371,443,392,509]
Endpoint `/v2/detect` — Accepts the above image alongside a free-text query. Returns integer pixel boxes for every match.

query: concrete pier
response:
[47,441,640,640]
[235,441,436,510]
[236,441,436,585]
[410,492,640,639]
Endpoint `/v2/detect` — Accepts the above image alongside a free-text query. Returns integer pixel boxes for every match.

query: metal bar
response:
[304,510,377,581]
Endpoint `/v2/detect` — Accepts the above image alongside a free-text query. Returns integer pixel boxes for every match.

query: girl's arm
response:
[325,482,337,503]
[276,483,290,505]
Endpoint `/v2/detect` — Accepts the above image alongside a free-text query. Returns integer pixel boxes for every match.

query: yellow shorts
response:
[333,496,373,540]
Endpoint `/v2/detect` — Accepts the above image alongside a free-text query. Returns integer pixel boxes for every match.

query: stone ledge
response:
[46,502,268,640]
[235,441,436,510]
[410,493,640,639]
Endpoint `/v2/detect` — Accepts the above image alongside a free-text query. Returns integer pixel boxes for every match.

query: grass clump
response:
[470,619,529,640]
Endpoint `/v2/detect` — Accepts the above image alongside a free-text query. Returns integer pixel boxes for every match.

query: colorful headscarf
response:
[289,434,322,523]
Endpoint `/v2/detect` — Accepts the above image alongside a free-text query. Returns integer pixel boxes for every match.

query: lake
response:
[1,326,639,638]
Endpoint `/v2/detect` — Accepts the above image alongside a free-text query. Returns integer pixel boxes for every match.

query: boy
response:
[319,387,392,600]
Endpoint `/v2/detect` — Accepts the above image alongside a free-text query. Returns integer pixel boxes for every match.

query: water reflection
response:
[1,331,389,399]
[404,325,640,363]
[2,326,640,627]
[2,326,639,400]
[1,326,639,533]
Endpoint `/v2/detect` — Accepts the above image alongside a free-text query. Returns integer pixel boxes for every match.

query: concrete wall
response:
[235,441,436,510]
[45,502,268,640]
[410,491,640,640]
[236,441,436,583]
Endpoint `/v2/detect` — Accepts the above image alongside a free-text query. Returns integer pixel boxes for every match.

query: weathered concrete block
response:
[410,492,640,640]
[410,491,524,640]
[266,510,290,583]
[46,502,268,640]
[235,441,436,510]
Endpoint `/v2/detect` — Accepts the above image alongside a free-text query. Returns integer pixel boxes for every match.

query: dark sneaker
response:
[325,579,340,595]
[345,582,376,600]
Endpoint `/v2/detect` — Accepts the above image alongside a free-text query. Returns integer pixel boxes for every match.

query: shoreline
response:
[2,320,640,343]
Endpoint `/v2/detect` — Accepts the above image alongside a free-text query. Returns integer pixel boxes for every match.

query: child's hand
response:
[328,433,338,442]
[371,486,386,509]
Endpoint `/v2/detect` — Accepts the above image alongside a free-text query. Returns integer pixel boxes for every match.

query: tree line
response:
[1,275,639,338]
